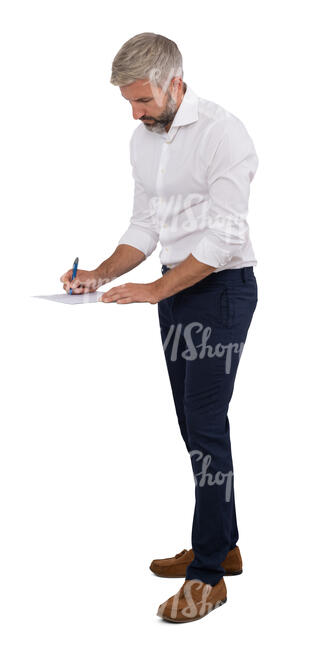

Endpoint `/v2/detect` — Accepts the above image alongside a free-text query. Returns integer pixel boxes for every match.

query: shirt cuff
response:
[191,237,233,268]
[118,225,158,258]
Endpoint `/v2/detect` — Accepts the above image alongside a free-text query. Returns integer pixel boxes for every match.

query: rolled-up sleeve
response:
[192,117,259,268]
[118,132,159,257]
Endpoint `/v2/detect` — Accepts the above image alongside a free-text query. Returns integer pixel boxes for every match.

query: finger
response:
[116,297,134,304]
[71,280,97,294]
[105,284,128,295]
[60,270,73,282]
[71,279,83,290]
[101,287,127,301]
[69,286,89,295]
[102,287,118,297]
[63,282,84,294]
[63,282,83,293]
[102,293,123,302]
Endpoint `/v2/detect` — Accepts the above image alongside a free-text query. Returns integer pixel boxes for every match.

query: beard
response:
[141,92,178,134]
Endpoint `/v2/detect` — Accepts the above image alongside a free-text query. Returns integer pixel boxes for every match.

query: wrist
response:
[93,263,115,288]
[151,278,167,303]
[92,267,103,288]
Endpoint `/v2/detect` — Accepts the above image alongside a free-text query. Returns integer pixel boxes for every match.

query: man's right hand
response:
[60,268,105,294]
[60,245,145,295]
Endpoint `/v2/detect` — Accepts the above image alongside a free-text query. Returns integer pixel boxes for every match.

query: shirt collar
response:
[169,83,199,128]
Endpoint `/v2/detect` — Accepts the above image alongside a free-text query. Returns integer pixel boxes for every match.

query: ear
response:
[170,76,183,97]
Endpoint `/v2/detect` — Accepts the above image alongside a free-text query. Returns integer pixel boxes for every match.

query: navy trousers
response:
[157,265,258,585]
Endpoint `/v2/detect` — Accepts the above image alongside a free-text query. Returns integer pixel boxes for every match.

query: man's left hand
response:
[98,282,160,304]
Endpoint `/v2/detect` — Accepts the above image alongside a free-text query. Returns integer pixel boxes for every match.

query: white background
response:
[1,1,309,648]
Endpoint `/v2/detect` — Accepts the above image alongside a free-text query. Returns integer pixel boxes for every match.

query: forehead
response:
[120,79,160,101]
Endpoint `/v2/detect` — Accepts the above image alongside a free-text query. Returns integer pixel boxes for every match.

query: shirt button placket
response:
[156,134,173,261]
[156,141,167,193]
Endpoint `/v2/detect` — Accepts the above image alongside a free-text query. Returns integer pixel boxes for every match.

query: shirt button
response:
[161,168,164,173]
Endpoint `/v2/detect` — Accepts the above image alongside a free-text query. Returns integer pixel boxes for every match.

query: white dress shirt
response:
[118,83,259,272]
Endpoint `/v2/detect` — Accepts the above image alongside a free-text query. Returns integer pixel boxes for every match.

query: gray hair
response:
[110,32,183,92]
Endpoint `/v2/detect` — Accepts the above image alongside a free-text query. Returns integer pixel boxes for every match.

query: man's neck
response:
[165,81,187,133]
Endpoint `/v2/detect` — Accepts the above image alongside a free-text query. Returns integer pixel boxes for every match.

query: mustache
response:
[141,116,170,125]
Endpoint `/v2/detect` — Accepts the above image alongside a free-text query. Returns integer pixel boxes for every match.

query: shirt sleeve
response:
[191,117,259,268]
[118,131,159,257]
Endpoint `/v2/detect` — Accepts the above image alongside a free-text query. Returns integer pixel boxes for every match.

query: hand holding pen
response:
[60,258,102,294]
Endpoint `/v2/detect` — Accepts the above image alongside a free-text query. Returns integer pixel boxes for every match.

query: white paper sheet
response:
[34,291,105,305]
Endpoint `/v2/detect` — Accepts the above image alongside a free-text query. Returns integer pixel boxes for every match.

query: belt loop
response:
[241,268,246,283]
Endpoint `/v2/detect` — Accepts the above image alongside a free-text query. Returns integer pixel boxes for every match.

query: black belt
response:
[161,265,254,284]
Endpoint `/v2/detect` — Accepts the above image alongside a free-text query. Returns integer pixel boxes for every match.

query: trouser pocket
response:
[219,287,234,328]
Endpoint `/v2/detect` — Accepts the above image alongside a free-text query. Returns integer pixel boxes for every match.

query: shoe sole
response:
[159,597,227,623]
[150,567,243,578]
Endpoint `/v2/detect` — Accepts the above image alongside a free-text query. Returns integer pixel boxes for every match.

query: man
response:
[60,32,259,623]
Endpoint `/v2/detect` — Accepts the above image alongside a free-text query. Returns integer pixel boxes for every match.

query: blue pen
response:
[69,257,79,295]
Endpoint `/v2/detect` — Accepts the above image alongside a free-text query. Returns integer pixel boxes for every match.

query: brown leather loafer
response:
[157,577,227,623]
[150,545,242,578]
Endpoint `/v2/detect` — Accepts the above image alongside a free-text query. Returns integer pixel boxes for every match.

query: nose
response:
[132,107,145,120]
